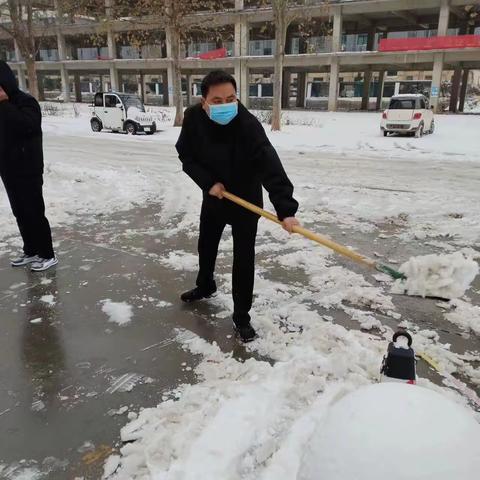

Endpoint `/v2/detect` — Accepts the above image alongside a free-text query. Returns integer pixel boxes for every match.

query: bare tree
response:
[0,0,54,98]
[61,0,227,125]
[130,0,228,126]
[267,0,329,131]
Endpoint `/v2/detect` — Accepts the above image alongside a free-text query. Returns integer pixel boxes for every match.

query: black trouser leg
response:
[196,204,226,291]
[1,173,55,259]
[231,219,258,327]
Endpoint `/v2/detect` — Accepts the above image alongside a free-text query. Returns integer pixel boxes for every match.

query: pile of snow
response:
[101,300,134,326]
[391,251,479,299]
[300,383,480,480]
[440,298,480,336]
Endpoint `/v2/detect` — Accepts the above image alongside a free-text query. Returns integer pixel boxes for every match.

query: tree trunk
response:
[171,27,184,126]
[25,56,39,99]
[271,5,287,132]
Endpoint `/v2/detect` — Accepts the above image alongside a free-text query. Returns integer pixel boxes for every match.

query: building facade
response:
[1,0,479,112]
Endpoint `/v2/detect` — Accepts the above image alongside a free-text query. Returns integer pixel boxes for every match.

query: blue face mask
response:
[207,101,238,125]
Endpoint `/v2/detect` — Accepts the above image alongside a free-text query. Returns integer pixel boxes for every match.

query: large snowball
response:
[300,383,480,480]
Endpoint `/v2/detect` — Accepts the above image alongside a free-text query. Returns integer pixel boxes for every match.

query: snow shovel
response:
[222,191,406,281]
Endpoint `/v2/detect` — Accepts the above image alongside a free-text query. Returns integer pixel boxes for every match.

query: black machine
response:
[381,330,416,384]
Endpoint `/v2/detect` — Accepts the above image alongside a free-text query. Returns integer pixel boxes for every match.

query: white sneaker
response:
[11,254,41,267]
[30,257,59,272]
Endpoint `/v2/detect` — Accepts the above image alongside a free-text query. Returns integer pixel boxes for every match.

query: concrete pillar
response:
[296,72,307,108]
[57,32,67,60]
[332,8,343,53]
[458,69,469,112]
[449,65,462,113]
[366,26,376,52]
[74,73,82,102]
[234,16,249,105]
[107,29,117,59]
[162,70,169,106]
[139,72,145,103]
[16,66,27,91]
[328,57,339,111]
[37,73,45,101]
[60,65,70,102]
[361,70,372,110]
[165,27,175,106]
[437,0,450,36]
[234,59,249,106]
[282,70,291,108]
[376,70,385,111]
[234,19,249,57]
[55,10,71,103]
[186,74,193,106]
[109,65,119,91]
[431,53,444,113]
[14,39,22,62]
[166,64,174,106]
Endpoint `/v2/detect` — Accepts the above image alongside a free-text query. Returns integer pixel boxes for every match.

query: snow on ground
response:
[300,383,480,480]
[1,104,479,478]
[101,300,134,326]
[1,104,480,248]
[391,251,479,299]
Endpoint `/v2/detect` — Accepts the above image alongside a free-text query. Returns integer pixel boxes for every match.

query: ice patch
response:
[391,251,479,299]
[101,300,133,326]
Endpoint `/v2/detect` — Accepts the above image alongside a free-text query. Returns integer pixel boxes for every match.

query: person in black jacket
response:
[176,70,299,342]
[0,61,57,272]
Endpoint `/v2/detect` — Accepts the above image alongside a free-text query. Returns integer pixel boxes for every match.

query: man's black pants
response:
[1,173,54,259]
[196,202,258,327]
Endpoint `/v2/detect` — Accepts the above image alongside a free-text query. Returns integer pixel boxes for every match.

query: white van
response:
[90,92,157,135]
[380,94,434,138]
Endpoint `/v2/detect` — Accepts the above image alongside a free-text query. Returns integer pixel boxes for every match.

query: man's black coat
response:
[0,61,43,176]
[176,102,298,221]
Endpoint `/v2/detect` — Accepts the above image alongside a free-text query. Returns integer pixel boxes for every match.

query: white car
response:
[381,94,434,138]
[90,92,156,135]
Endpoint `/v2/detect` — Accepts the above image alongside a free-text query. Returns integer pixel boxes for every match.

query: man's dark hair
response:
[201,70,237,98]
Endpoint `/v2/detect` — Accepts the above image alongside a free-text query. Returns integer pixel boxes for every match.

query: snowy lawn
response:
[0,105,479,479]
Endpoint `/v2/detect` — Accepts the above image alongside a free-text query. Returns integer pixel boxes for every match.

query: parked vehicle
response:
[90,92,156,135]
[380,94,434,138]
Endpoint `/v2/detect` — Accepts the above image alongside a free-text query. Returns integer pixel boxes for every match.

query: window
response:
[94,93,104,107]
[387,70,398,76]
[261,83,273,97]
[389,99,416,109]
[118,94,145,112]
[419,99,426,109]
[105,94,118,108]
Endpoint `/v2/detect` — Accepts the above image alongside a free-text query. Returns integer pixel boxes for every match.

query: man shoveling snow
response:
[176,70,299,343]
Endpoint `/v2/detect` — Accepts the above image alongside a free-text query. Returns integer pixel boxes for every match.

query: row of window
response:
[2,27,479,62]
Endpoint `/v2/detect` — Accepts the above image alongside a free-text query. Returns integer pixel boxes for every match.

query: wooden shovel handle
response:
[222,190,376,269]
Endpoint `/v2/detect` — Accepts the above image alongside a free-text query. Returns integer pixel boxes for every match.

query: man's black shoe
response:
[235,323,257,343]
[180,286,216,303]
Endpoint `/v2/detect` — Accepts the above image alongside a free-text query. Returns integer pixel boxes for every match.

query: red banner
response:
[379,35,480,52]
[197,48,227,60]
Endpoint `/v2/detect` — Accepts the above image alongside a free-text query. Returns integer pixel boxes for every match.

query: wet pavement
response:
[0,202,479,479]
[0,209,247,478]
